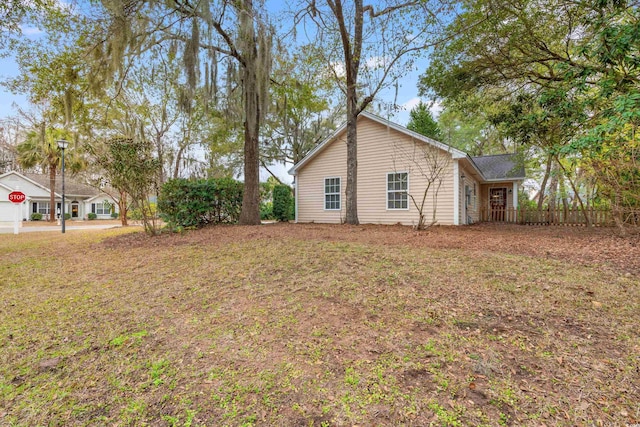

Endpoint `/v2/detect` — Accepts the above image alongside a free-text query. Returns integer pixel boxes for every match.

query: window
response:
[97,202,110,215]
[93,201,111,215]
[473,183,477,209]
[37,202,50,215]
[324,177,341,210]
[465,185,471,209]
[387,172,408,209]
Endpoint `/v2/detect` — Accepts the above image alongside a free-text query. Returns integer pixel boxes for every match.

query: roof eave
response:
[361,111,468,159]
[85,193,118,202]
[483,176,526,182]
[289,121,348,175]
[1,171,56,195]
[289,111,470,175]
[459,155,489,181]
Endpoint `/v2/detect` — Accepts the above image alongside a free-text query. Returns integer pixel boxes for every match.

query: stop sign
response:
[8,191,26,204]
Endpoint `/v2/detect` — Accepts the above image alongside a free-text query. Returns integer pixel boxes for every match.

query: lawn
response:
[1,223,638,426]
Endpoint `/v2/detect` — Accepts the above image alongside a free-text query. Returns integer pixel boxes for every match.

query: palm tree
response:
[17,123,84,222]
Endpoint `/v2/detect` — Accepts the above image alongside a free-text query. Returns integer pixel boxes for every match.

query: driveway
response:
[0,222,125,234]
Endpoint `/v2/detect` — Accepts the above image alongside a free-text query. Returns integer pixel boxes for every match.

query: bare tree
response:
[301,0,449,224]
[0,118,22,173]
[391,137,451,230]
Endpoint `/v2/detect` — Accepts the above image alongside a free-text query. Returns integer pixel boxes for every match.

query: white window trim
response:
[294,178,298,223]
[95,201,111,215]
[324,176,341,211]
[37,202,51,215]
[386,171,410,211]
[453,161,459,225]
[473,183,477,210]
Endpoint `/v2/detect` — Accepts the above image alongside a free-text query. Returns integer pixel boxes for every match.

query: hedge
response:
[158,178,244,228]
[273,184,294,222]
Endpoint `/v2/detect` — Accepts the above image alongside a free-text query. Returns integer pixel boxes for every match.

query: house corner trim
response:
[453,161,460,225]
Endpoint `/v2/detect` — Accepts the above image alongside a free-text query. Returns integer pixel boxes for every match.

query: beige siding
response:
[297,117,456,225]
[296,135,347,223]
[459,165,480,224]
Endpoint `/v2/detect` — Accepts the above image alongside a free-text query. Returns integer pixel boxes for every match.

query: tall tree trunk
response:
[119,190,128,226]
[333,0,364,225]
[238,0,261,225]
[548,161,558,223]
[555,156,592,227]
[173,144,186,179]
[49,166,56,223]
[345,106,359,225]
[156,135,165,185]
[611,192,627,236]
[537,152,553,211]
[559,174,569,218]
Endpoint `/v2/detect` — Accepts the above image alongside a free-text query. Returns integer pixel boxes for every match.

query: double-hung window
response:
[324,177,341,210]
[387,172,408,209]
[37,202,51,215]
[95,201,110,215]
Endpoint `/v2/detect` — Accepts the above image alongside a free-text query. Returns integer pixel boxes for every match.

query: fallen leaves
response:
[1,223,638,426]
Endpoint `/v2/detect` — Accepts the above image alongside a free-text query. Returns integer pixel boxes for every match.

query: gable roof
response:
[471,154,526,181]
[288,111,524,183]
[0,170,103,198]
[0,170,59,196]
[84,193,119,203]
[289,111,468,176]
[22,173,100,197]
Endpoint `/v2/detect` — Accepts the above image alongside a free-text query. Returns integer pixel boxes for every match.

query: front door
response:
[490,188,507,221]
[71,202,79,218]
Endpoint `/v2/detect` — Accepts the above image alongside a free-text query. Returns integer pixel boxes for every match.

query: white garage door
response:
[0,201,18,223]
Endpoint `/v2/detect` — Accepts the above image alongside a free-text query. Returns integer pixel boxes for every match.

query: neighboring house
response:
[0,171,118,223]
[289,111,525,226]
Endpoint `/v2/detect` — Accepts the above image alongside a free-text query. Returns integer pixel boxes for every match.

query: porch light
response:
[57,139,69,234]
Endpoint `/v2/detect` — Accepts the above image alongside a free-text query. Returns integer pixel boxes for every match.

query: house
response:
[288,111,525,226]
[0,171,119,223]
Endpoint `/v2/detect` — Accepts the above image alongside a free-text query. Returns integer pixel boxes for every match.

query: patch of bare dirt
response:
[5,222,639,426]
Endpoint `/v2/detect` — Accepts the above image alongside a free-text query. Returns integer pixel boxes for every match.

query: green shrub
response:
[88,212,97,220]
[158,178,244,228]
[289,197,295,220]
[31,212,43,221]
[111,212,119,219]
[127,203,157,221]
[64,213,71,220]
[273,184,293,222]
[518,191,537,210]
[260,201,274,220]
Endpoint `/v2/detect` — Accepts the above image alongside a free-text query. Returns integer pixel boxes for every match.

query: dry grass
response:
[21,219,123,227]
[0,223,638,426]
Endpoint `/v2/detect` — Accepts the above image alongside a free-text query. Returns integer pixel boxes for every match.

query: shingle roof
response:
[23,173,101,197]
[471,154,525,180]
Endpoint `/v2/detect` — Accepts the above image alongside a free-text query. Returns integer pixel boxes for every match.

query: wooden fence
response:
[479,207,640,226]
